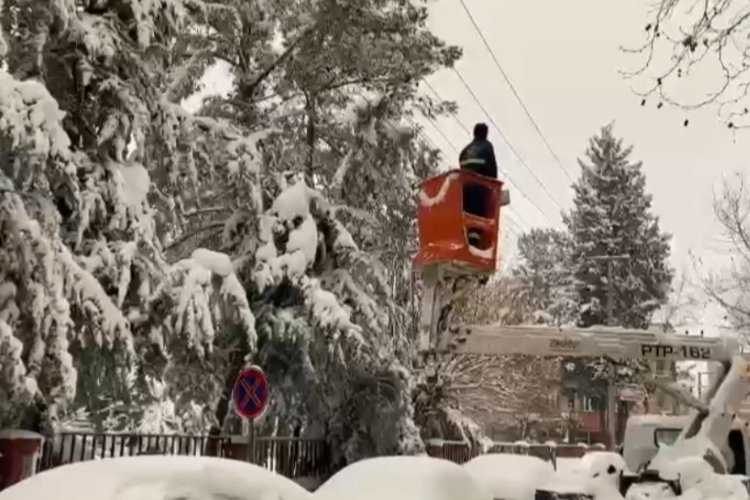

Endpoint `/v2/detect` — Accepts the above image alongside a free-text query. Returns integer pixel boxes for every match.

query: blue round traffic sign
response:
[232,366,269,420]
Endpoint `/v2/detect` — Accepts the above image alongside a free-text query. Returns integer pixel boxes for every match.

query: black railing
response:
[426,439,608,469]
[37,432,330,480]
[251,436,330,477]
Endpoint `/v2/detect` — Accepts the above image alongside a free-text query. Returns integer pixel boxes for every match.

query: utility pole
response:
[587,253,630,449]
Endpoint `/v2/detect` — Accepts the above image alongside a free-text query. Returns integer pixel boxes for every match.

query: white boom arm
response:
[446,322,750,483]
[446,324,740,362]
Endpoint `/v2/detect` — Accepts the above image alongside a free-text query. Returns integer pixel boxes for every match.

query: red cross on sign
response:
[232,366,269,420]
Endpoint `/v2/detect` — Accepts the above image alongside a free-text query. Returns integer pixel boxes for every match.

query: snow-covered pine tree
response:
[513,228,577,326]
[216,173,423,465]
[565,124,673,328]
[0,0,257,432]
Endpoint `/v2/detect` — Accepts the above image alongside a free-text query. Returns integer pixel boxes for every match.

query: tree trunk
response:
[305,93,317,185]
[214,347,248,433]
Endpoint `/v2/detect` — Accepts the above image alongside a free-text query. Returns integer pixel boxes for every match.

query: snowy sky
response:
[186,0,744,329]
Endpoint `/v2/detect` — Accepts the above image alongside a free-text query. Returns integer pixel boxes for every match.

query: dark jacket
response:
[459,139,498,178]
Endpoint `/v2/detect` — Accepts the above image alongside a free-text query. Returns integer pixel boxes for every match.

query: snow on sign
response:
[232,366,270,420]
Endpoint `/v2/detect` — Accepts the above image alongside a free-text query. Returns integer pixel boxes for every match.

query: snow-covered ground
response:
[2,452,749,500]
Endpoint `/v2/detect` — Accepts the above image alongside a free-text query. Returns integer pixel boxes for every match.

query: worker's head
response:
[473,123,488,140]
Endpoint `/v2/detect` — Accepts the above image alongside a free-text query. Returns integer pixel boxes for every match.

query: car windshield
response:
[654,428,681,447]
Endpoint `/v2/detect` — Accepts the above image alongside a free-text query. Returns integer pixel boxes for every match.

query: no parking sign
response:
[232,366,270,420]
[232,365,269,462]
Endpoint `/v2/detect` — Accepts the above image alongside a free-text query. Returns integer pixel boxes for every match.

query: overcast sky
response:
[422,0,744,283]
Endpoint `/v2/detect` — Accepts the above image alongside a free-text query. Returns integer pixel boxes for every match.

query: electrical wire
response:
[458,0,576,183]
[452,67,565,215]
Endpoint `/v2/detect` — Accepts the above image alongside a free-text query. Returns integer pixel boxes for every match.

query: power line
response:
[422,78,554,227]
[420,80,542,229]
[417,113,533,231]
[458,0,576,183]
[345,87,534,234]
[504,215,527,235]
[423,115,460,154]
[407,113,534,235]
[452,67,563,221]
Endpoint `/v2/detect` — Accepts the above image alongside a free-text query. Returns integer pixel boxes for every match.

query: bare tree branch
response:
[622,0,750,127]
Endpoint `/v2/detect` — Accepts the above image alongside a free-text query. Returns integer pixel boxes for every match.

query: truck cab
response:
[623,414,750,475]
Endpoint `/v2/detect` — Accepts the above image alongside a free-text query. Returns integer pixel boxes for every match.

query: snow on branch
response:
[157,247,256,357]
[0,70,77,190]
[0,319,38,425]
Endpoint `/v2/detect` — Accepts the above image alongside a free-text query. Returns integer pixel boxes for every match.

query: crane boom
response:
[446,324,740,362]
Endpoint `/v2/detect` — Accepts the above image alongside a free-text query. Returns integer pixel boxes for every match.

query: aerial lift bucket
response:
[414,169,507,275]
[413,169,509,355]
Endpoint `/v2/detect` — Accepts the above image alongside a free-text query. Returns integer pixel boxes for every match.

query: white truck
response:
[622,414,750,477]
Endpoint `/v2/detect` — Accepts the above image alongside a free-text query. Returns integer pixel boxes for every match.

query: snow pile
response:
[464,453,553,500]
[539,452,628,500]
[0,455,312,500]
[255,180,321,286]
[665,457,747,500]
[315,456,492,500]
[191,248,234,277]
[115,162,151,207]
[626,457,749,500]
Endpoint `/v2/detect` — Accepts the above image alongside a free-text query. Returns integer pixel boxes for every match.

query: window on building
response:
[580,395,599,411]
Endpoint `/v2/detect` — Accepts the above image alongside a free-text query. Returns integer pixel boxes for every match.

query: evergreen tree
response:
[565,124,673,328]
[513,228,577,326]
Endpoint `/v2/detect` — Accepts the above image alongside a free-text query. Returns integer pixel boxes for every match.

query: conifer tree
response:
[565,124,673,328]
[513,228,577,326]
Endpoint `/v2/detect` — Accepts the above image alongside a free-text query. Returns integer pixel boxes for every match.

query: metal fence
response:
[426,439,607,468]
[37,433,603,482]
[38,432,330,480]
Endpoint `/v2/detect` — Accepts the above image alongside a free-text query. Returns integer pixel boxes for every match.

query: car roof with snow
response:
[0,455,312,500]
[314,456,492,500]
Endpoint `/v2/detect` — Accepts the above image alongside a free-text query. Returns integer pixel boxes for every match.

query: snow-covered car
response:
[463,453,554,500]
[0,455,313,500]
[314,455,492,500]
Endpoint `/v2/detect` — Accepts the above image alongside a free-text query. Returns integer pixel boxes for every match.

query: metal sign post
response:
[232,366,270,464]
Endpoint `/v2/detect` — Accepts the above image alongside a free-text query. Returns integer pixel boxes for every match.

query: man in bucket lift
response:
[459,123,498,179]
[459,123,498,246]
